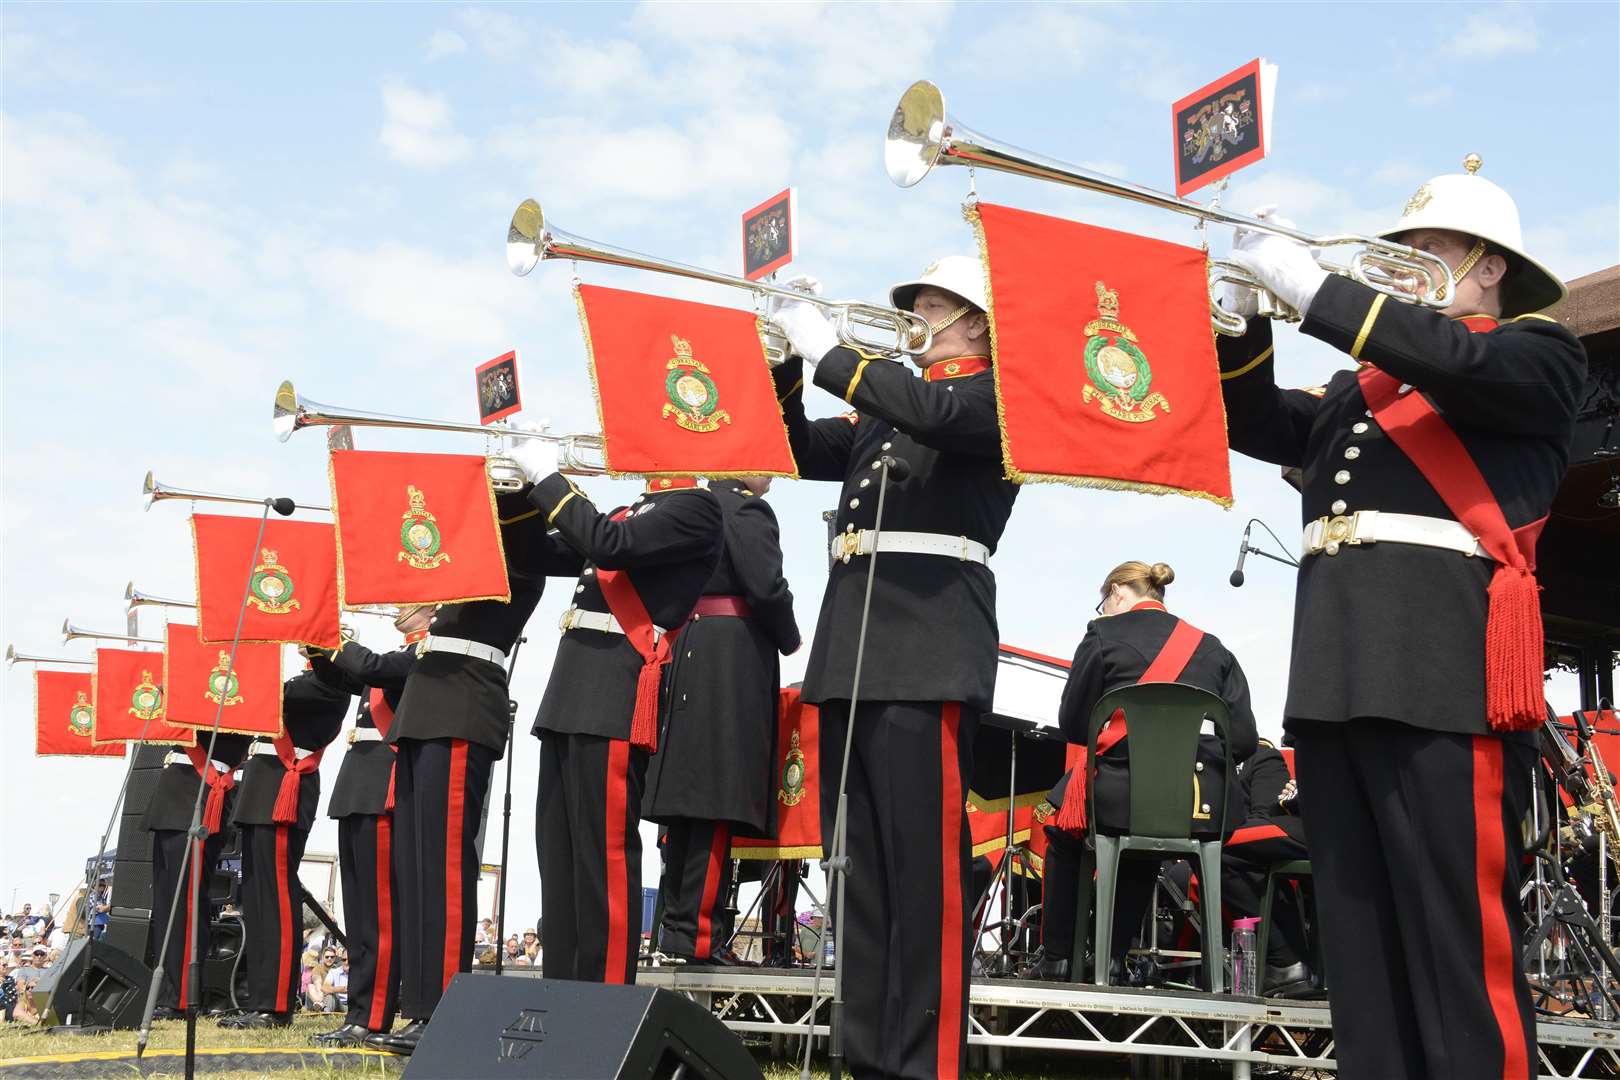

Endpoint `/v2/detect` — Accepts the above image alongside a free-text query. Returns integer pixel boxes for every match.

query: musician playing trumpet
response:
[768,257,1018,1080]
[1217,160,1585,1080]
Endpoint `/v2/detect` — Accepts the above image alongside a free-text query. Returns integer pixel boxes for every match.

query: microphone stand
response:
[493,635,528,976]
[137,500,274,1079]
[801,454,904,1080]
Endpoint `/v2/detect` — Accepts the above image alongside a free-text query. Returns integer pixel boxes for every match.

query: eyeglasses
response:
[1094,595,1106,616]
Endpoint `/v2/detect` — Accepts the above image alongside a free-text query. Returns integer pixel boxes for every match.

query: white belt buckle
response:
[558,608,578,633]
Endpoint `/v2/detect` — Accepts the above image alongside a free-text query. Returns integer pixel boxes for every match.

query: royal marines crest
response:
[68,691,95,736]
[399,485,451,570]
[130,670,164,720]
[661,334,732,434]
[1083,281,1169,423]
[248,548,299,614]
[1033,800,1056,825]
[1403,183,1434,217]
[205,651,244,707]
[779,729,806,807]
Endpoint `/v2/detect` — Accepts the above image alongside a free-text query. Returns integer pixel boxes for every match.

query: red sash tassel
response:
[271,736,325,825]
[1359,355,1546,732]
[595,507,677,752]
[1054,610,1206,834]
[183,745,237,835]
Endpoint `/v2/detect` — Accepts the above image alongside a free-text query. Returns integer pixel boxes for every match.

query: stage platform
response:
[598,964,1618,1078]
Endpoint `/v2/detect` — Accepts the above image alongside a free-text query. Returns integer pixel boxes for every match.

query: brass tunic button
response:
[575,585,585,594]
[1194,761,1204,773]
[1352,422,1369,434]
[1334,470,1352,485]
[859,478,870,489]
[848,498,860,509]
[1331,499,1347,515]
[1344,447,1361,460]
[881,441,893,451]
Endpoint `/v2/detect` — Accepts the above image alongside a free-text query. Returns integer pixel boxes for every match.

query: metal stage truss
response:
[591,967,1620,1079]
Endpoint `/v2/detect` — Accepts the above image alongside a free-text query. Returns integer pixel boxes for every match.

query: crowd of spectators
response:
[471,919,542,969]
[2,900,72,1025]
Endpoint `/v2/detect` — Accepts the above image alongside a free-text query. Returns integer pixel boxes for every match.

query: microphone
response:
[1229,522,1252,587]
[880,455,911,482]
[270,497,298,517]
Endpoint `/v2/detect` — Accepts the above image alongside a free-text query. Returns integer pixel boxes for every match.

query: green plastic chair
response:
[1084,682,1234,992]
[1259,859,1323,992]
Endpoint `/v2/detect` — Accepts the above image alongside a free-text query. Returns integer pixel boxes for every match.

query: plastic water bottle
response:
[1230,917,1260,995]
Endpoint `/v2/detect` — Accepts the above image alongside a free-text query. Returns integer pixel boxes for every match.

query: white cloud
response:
[306,243,523,353]
[456,6,529,60]
[1443,4,1540,58]
[378,79,471,167]
[426,28,467,60]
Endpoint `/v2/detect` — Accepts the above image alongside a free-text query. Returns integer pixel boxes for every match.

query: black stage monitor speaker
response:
[38,936,152,1029]
[403,974,764,1080]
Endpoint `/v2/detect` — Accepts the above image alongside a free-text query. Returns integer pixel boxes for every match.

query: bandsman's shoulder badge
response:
[662,334,731,434]
[249,548,299,614]
[778,728,806,806]
[130,670,164,720]
[1082,281,1170,423]
[1033,800,1056,824]
[205,651,244,707]
[68,690,95,737]
[399,485,451,570]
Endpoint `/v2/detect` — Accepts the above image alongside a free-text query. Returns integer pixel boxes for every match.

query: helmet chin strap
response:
[927,303,973,338]
[1450,238,1487,285]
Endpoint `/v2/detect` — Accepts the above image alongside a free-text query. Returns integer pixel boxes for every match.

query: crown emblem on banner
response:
[206,650,244,707]
[1081,280,1169,424]
[662,332,731,434]
[399,485,451,570]
[249,547,300,614]
[130,670,164,720]
[778,728,806,806]
[68,690,95,737]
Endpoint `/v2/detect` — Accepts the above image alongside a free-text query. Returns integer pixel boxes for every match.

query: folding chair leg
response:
[1093,835,1120,986]
[1197,840,1225,994]
[1257,869,1277,976]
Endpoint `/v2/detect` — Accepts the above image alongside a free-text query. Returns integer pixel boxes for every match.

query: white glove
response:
[770,296,838,367]
[1226,205,1328,317]
[1220,205,1289,318]
[765,274,823,319]
[505,421,560,484]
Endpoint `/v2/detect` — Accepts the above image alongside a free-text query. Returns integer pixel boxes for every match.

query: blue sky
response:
[4,2,1617,919]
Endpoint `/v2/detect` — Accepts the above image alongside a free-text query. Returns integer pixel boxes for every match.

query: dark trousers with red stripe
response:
[1294,718,1536,1080]
[657,819,733,960]
[148,829,228,1010]
[820,700,976,1080]
[338,814,398,1031]
[394,737,496,1020]
[1223,823,1309,967]
[239,822,309,1014]
[536,731,648,983]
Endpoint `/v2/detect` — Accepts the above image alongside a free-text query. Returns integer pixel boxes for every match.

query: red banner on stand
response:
[192,515,342,649]
[733,688,822,860]
[330,450,510,608]
[36,670,125,758]
[162,624,283,737]
[576,284,796,479]
[968,202,1232,505]
[92,647,197,746]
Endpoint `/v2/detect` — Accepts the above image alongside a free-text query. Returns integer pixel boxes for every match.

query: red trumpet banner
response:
[967,202,1232,505]
[192,514,342,649]
[575,284,797,479]
[161,624,284,737]
[35,670,125,758]
[91,647,198,746]
[732,688,822,860]
[329,449,510,608]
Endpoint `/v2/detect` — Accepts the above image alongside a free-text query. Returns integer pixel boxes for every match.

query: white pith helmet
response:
[889,255,987,313]
[1378,154,1565,316]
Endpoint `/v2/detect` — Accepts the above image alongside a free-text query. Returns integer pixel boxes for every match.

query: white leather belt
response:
[248,741,314,759]
[830,529,990,565]
[1302,510,1487,559]
[348,727,385,744]
[165,751,230,771]
[558,607,669,638]
[416,634,506,668]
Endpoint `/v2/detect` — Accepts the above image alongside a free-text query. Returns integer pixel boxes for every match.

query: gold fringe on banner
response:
[160,631,285,741]
[964,203,1233,508]
[730,843,824,862]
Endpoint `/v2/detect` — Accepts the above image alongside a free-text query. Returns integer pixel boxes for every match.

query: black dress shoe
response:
[704,947,757,968]
[219,1010,291,1029]
[151,1006,185,1021]
[367,1019,428,1055]
[311,1023,374,1047]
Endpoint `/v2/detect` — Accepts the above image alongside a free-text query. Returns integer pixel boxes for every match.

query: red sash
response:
[271,736,325,825]
[182,744,238,835]
[595,506,673,752]
[1054,602,1207,833]
[1356,316,1544,731]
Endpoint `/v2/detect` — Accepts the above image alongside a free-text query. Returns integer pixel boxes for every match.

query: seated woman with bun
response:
[1031,560,1258,983]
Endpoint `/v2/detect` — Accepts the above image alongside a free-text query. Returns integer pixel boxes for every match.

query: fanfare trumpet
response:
[6,644,94,668]
[143,472,331,514]
[125,582,398,622]
[273,379,608,489]
[62,620,164,647]
[885,80,1456,335]
[506,197,934,361]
